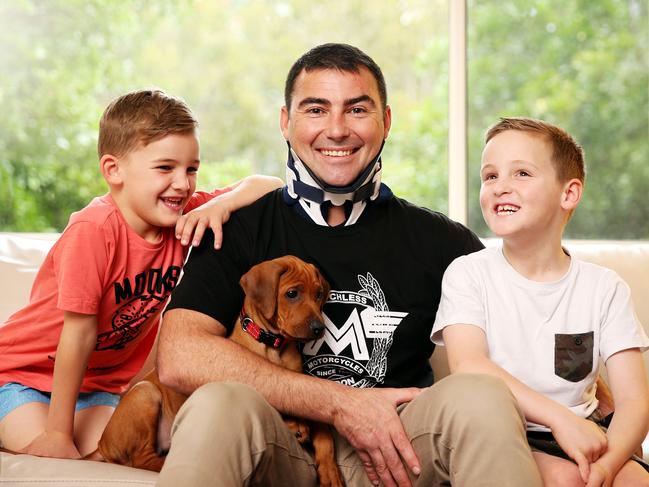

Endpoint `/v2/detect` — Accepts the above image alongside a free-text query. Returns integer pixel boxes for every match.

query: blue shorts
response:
[0,382,120,422]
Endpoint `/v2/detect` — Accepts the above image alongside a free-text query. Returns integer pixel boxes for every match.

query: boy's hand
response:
[585,462,611,487]
[22,430,81,459]
[551,413,607,482]
[176,200,232,249]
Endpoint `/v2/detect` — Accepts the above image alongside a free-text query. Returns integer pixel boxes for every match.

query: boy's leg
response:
[72,390,119,456]
[73,405,115,456]
[0,402,49,450]
[157,382,318,487]
[533,454,649,487]
[0,383,51,450]
[399,374,543,487]
[0,384,118,454]
[533,451,584,486]
[612,460,649,486]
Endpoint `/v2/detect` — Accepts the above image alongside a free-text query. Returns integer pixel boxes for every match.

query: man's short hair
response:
[485,117,585,184]
[284,43,387,112]
[98,89,198,158]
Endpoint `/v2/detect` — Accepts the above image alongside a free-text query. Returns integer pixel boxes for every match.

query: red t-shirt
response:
[0,190,227,393]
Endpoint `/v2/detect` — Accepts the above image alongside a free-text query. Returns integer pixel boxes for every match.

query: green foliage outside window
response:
[468,0,648,239]
[0,0,449,232]
[0,0,646,239]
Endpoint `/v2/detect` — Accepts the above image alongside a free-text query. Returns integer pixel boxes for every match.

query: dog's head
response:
[239,255,330,341]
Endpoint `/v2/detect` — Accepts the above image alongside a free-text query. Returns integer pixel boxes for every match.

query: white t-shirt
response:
[431,246,649,430]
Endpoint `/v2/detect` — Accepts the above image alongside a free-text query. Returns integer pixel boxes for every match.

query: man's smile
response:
[318,148,358,157]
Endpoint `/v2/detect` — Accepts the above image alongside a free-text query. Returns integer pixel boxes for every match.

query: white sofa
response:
[1,233,648,485]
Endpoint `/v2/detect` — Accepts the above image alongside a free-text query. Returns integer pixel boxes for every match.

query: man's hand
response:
[22,430,81,459]
[551,413,607,482]
[332,386,422,487]
[175,200,232,249]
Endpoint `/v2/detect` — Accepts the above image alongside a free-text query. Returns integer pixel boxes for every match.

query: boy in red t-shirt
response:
[0,89,282,459]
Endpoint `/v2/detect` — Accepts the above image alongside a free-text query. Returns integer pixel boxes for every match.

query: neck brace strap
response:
[285,143,384,226]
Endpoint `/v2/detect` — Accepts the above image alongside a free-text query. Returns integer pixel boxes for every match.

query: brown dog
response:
[95,255,344,486]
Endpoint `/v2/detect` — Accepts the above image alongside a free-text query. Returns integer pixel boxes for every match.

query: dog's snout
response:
[310,320,325,337]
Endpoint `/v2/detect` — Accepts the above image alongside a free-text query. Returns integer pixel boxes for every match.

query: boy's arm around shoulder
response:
[176,175,283,249]
[588,349,649,483]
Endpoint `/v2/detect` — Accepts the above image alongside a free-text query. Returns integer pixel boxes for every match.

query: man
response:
[156,43,543,487]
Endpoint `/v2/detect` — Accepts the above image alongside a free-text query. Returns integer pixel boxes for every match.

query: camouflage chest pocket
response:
[554,332,594,382]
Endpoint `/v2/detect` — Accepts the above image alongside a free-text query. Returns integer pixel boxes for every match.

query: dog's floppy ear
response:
[315,267,331,304]
[239,258,289,320]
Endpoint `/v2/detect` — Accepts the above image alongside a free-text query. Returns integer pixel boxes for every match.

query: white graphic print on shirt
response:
[302,272,408,387]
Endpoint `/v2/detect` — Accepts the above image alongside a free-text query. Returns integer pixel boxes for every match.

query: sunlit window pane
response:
[467,0,648,239]
[0,0,448,232]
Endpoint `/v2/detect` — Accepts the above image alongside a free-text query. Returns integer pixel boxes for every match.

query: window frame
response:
[448,0,468,225]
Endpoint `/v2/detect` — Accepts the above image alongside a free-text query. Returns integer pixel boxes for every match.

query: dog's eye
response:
[286,289,299,299]
[316,289,324,301]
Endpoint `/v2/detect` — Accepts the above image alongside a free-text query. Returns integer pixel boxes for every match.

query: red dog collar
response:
[239,309,285,349]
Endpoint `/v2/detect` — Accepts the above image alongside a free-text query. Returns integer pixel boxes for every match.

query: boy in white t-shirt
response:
[431,117,649,486]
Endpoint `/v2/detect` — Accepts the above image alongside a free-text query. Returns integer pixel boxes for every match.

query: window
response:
[467,0,648,239]
[0,0,448,231]
[1,1,646,239]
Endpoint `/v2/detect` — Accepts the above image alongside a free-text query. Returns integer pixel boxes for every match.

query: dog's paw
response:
[317,464,345,487]
[284,418,311,444]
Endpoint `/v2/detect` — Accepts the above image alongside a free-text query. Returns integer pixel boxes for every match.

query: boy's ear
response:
[100,154,123,186]
[561,178,583,211]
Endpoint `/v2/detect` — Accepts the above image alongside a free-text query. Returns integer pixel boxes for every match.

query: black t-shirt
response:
[167,189,483,388]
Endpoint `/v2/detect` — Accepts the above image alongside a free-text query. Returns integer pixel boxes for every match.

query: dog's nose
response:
[310,320,325,337]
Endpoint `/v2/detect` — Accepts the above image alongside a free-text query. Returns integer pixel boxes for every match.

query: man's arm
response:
[443,324,608,482]
[157,308,422,487]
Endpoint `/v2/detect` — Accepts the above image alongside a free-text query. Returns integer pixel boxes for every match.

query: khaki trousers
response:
[156,374,542,486]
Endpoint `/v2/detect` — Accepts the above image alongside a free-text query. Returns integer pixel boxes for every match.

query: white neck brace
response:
[285,145,383,226]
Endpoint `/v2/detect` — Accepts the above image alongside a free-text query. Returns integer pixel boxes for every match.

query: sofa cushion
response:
[0,452,157,485]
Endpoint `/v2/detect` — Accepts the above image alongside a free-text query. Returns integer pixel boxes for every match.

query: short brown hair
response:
[98,89,197,158]
[285,43,387,112]
[485,117,585,184]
